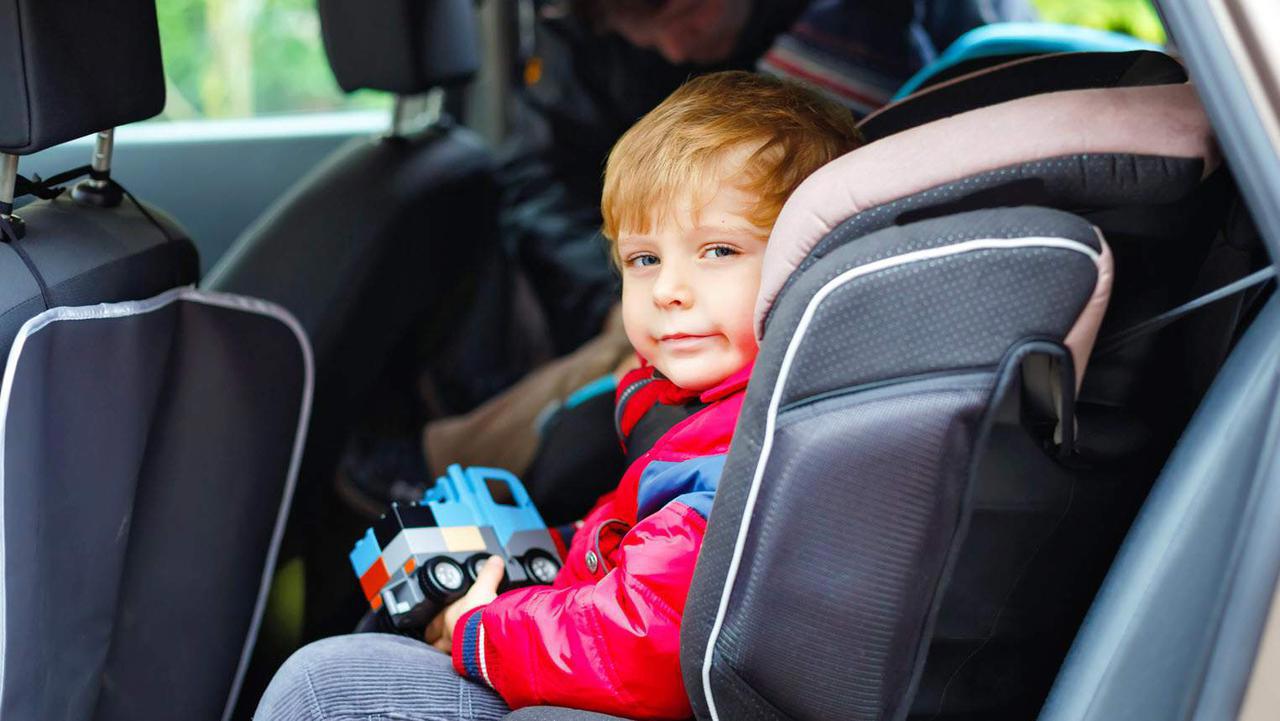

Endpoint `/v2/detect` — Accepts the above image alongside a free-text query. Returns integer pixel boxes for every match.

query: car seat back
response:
[0,0,199,359]
[683,56,1243,720]
[0,4,314,719]
[204,0,498,638]
[0,290,311,721]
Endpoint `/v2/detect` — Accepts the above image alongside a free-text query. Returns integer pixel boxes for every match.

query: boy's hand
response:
[423,555,505,653]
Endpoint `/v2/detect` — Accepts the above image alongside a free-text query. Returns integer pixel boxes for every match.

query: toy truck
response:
[349,464,563,633]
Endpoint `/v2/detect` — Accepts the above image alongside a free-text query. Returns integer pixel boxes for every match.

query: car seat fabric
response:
[755,82,1217,337]
[0,288,312,721]
[0,0,164,154]
[682,206,1108,721]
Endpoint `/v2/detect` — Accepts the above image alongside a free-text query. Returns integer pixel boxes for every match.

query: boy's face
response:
[617,174,767,391]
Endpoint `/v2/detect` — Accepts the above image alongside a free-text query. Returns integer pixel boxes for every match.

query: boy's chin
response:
[656,358,741,392]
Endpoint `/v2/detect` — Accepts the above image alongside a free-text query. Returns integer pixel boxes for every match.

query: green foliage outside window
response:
[1032,0,1167,45]
[154,0,1165,121]
[154,0,388,120]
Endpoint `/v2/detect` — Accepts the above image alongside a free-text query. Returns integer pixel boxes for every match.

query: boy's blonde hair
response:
[601,71,863,247]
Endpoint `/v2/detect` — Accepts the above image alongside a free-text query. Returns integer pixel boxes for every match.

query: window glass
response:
[1032,0,1167,44]
[155,0,390,121]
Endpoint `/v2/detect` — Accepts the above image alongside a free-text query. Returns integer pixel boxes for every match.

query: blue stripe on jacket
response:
[635,455,726,521]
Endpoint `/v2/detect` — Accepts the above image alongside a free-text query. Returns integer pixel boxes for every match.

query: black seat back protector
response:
[860,50,1186,142]
[0,289,312,721]
[0,0,165,154]
[0,197,199,361]
[682,207,1104,721]
[205,126,496,638]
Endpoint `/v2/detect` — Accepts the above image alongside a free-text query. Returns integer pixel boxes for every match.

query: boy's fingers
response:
[423,613,444,644]
[476,555,506,592]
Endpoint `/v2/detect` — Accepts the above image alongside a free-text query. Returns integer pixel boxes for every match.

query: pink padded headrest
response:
[755,82,1219,339]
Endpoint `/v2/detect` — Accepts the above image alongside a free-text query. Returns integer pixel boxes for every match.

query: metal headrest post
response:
[386,89,445,140]
[72,129,124,208]
[1,153,25,239]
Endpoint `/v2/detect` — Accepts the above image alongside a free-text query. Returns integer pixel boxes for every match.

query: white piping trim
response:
[0,286,314,721]
[700,236,1099,720]
[478,622,494,688]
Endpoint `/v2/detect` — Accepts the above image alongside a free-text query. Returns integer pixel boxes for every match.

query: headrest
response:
[862,50,1186,141]
[756,82,1218,338]
[0,0,165,155]
[318,0,480,94]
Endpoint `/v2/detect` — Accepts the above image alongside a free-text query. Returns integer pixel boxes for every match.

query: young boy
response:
[256,71,862,721]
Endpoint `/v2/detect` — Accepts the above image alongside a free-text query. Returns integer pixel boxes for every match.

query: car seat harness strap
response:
[0,164,188,308]
[1095,266,1277,357]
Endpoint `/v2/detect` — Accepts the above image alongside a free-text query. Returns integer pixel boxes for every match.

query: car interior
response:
[0,1,1277,720]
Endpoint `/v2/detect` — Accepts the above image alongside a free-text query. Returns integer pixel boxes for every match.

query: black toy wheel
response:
[521,549,561,585]
[465,553,494,581]
[419,557,468,597]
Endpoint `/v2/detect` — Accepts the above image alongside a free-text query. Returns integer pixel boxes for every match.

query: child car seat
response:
[681,56,1255,721]
[0,3,313,719]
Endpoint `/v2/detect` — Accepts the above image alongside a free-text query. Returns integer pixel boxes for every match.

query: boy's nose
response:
[653,263,693,308]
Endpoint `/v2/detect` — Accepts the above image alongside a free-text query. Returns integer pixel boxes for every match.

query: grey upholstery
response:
[683,208,1105,721]
[205,0,497,640]
[0,289,311,721]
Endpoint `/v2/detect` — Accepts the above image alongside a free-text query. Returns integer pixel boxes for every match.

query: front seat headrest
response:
[756,82,1218,340]
[0,0,165,155]
[318,0,480,94]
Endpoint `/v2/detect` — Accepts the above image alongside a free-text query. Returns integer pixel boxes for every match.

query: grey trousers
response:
[255,633,511,721]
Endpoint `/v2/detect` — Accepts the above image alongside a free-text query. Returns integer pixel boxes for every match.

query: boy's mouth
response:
[658,333,718,351]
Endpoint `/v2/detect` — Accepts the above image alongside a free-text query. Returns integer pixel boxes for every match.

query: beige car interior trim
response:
[1238,574,1280,721]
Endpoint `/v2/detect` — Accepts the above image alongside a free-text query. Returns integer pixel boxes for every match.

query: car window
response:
[1032,0,1166,44]
[154,0,390,121]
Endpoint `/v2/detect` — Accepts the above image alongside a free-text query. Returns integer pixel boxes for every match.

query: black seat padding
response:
[0,4,310,719]
[319,0,480,93]
[205,0,498,641]
[0,0,164,154]
[0,199,198,356]
[859,50,1187,142]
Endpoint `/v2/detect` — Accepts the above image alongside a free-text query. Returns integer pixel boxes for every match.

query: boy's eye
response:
[627,253,659,268]
[703,245,738,259]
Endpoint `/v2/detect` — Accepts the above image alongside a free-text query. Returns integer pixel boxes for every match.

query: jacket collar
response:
[698,361,754,403]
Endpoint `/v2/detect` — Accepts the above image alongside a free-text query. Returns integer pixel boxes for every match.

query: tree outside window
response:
[155,0,388,121]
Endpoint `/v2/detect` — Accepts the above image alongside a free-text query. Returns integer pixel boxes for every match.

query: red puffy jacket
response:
[451,362,751,718]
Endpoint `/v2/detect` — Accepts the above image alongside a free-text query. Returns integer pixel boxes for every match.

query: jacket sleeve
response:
[451,501,707,720]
